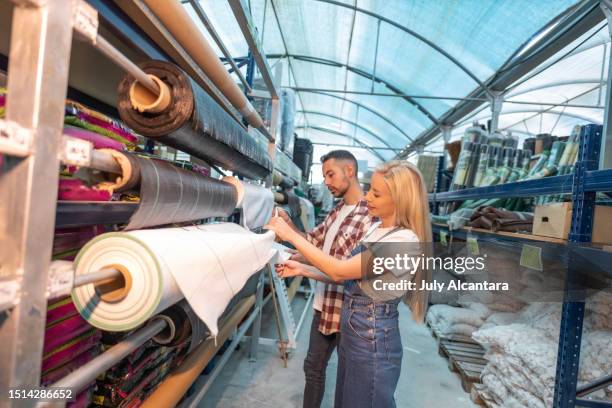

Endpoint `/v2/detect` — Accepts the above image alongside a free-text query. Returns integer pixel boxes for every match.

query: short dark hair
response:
[320,150,358,176]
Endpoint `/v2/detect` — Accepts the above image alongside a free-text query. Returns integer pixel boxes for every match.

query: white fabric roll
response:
[298,197,316,232]
[72,223,276,335]
[222,177,274,229]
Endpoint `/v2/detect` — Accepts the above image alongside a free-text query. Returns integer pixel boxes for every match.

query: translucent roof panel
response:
[186,0,583,156]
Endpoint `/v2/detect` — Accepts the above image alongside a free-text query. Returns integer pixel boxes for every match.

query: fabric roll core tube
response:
[93,263,132,303]
[129,74,172,113]
[117,61,273,180]
[141,0,264,129]
[92,33,171,113]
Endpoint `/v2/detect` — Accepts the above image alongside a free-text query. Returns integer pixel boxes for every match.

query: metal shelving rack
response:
[429,124,612,408]
[0,0,289,406]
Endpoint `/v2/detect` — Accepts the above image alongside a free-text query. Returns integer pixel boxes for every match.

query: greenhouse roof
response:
[183,0,607,176]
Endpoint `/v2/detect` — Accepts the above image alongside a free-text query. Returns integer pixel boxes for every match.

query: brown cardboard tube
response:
[129,74,172,113]
[141,295,256,408]
[142,0,264,129]
[94,263,132,303]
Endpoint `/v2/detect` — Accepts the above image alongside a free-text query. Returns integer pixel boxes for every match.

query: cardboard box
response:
[533,203,612,243]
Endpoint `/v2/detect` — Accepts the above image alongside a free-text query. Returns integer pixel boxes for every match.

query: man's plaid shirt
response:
[306,199,373,335]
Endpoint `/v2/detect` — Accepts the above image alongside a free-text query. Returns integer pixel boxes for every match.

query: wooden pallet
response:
[426,321,479,345]
[428,329,486,394]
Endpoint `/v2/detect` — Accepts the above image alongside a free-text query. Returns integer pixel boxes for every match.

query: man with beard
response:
[275,150,373,408]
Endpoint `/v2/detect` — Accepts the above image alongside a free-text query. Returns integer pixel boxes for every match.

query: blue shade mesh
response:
[185,0,602,172]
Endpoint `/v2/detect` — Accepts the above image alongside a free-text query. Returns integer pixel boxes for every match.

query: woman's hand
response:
[275,260,306,278]
[264,216,296,243]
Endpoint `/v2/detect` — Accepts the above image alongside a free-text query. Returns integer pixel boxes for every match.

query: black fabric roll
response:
[278,176,294,190]
[152,305,192,347]
[152,272,261,352]
[117,60,272,180]
[119,154,238,230]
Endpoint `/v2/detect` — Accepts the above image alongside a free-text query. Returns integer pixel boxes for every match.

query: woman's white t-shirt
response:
[363,222,419,244]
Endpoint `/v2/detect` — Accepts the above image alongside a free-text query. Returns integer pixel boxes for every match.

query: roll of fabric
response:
[299,197,316,232]
[151,300,211,355]
[98,151,237,230]
[222,177,274,229]
[469,206,533,232]
[117,60,272,180]
[64,125,125,151]
[72,223,276,335]
[42,329,100,374]
[275,191,302,220]
[41,349,98,386]
[66,101,139,148]
[44,313,92,355]
[272,170,294,189]
[46,296,80,327]
[59,178,112,202]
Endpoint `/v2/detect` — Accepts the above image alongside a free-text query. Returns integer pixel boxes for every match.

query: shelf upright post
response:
[433,154,446,215]
[489,91,503,132]
[599,1,612,170]
[0,0,75,395]
[552,124,602,408]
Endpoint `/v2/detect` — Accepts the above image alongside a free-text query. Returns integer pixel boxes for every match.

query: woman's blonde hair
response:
[374,160,433,323]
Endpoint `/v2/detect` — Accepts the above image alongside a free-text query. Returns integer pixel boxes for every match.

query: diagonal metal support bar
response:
[228,0,278,99]
[189,0,251,92]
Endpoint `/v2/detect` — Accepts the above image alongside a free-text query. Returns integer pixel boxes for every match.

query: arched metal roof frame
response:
[296,110,395,150]
[505,79,606,99]
[295,125,386,161]
[264,53,440,125]
[454,81,604,129]
[499,109,602,128]
[504,22,609,94]
[297,90,413,142]
[314,0,493,98]
[395,0,604,156]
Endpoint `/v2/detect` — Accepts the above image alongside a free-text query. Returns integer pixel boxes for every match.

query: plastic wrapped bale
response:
[425,303,491,337]
[280,89,296,157]
[473,298,612,406]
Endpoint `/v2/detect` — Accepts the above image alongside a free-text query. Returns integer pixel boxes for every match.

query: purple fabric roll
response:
[44,313,92,355]
[53,226,103,255]
[64,125,125,151]
[58,178,112,202]
[41,350,97,385]
[42,330,100,373]
[46,297,79,327]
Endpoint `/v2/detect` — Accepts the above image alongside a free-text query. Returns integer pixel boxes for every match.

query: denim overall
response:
[334,227,403,408]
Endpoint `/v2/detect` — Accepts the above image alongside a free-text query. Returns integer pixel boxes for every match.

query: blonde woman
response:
[265,161,432,408]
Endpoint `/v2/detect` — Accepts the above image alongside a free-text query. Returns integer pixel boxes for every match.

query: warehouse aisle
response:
[194,295,476,408]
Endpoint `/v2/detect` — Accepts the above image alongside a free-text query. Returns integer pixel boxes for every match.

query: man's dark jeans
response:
[303,310,340,408]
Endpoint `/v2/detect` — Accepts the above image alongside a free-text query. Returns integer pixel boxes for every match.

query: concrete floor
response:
[190,293,477,408]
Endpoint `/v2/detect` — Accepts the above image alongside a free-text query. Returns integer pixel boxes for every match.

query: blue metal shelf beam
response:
[429,175,573,201]
[584,168,612,192]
